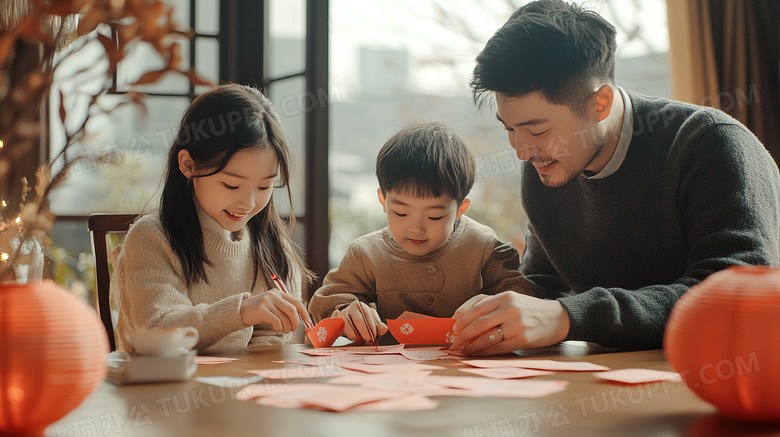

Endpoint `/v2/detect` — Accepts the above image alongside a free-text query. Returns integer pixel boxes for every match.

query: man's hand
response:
[449,291,570,355]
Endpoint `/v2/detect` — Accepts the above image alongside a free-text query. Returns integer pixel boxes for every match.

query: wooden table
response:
[50,342,780,437]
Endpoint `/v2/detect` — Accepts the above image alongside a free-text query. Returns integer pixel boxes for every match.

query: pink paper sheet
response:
[247,366,356,380]
[235,383,327,401]
[245,383,406,412]
[194,356,239,365]
[298,348,343,356]
[303,386,405,411]
[400,347,453,360]
[426,376,568,398]
[458,367,554,379]
[272,355,364,366]
[327,370,434,386]
[362,355,414,365]
[462,359,609,372]
[594,368,682,384]
[339,362,446,374]
[342,344,406,355]
[348,394,439,411]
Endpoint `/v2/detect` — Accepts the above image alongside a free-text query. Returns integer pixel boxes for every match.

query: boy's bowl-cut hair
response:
[376,122,475,204]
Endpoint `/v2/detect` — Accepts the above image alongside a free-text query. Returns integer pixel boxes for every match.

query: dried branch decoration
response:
[0,0,212,282]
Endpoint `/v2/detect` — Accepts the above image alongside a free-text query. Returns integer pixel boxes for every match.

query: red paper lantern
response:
[665,265,780,421]
[0,280,108,434]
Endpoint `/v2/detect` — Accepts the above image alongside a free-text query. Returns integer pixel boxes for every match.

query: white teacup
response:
[126,326,199,356]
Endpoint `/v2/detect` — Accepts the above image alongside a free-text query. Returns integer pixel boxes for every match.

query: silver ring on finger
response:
[488,326,503,342]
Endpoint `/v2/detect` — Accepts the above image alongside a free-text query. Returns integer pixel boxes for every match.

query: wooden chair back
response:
[88,214,138,351]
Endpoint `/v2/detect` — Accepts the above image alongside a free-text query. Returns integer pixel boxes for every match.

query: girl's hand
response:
[335,300,388,342]
[240,290,312,333]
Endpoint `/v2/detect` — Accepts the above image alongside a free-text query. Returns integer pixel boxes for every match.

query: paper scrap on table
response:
[196,374,264,388]
[343,344,406,355]
[194,356,239,365]
[361,355,414,365]
[594,368,682,384]
[400,347,454,360]
[260,365,361,380]
[301,386,405,412]
[240,382,409,412]
[347,394,439,411]
[421,387,488,398]
[387,311,456,345]
[306,386,408,411]
[298,348,343,357]
[458,367,554,379]
[362,378,448,393]
[426,376,568,398]
[463,359,609,372]
[247,365,358,380]
[235,383,327,402]
[339,362,446,374]
[327,370,434,386]
[271,355,364,366]
[297,345,405,357]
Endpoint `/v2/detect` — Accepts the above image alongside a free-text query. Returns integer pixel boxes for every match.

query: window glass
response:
[195,37,219,94]
[269,0,306,79]
[195,0,220,35]
[268,76,307,217]
[168,0,191,31]
[49,96,191,215]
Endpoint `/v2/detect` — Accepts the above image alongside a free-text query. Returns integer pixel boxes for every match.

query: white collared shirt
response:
[195,200,241,241]
[582,86,634,180]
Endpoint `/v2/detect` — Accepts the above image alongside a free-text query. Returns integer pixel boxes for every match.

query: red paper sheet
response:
[387,311,455,345]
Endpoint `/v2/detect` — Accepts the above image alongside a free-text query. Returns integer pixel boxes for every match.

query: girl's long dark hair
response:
[159,84,313,289]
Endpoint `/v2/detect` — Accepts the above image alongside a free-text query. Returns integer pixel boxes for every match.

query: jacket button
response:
[428,265,438,275]
[426,296,434,305]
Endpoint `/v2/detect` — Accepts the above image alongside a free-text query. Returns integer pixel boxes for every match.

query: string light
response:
[14,216,21,224]
[0,139,4,149]
[1,200,5,208]
[0,253,9,262]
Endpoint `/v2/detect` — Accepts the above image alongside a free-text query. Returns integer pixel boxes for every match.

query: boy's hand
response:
[335,301,388,342]
[240,290,312,333]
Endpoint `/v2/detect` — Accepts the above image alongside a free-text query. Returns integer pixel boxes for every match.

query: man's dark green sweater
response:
[521,91,780,350]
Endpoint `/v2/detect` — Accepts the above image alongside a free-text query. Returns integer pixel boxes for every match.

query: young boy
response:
[308,122,533,342]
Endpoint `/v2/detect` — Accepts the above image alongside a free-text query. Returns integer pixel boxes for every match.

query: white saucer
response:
[106,349,197,385]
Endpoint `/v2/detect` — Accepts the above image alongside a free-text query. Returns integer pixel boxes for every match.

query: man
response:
[449,0,780,355]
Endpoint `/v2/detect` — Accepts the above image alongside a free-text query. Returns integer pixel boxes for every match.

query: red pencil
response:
[354,301,379,351]
[271,273,313,330]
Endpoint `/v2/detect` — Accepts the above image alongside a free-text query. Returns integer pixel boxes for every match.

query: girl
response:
[116,84,313,353]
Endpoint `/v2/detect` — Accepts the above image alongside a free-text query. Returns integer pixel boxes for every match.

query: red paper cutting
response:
[387,311,455,345]
[307,318,345,348]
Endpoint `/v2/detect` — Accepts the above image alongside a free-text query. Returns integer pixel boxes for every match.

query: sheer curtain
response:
[667,0,780,161]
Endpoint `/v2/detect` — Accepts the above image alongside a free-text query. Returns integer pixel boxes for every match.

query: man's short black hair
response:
[376,122,475,204]
[471,0,617,116]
